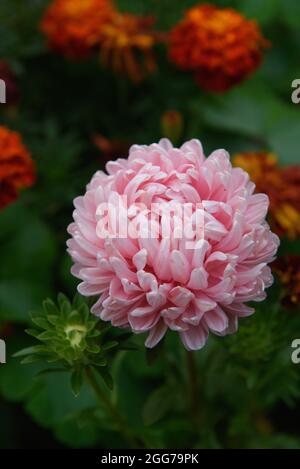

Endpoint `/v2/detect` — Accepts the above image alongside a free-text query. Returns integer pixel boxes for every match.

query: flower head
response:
[41,0,115,59]
[233,151,300,239]
[67,139,279,351]
[0,126,35,209]
[169,4,268,92]
[99,13,159,82]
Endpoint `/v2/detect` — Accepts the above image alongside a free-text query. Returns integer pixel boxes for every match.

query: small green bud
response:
[15,293,136,393]
[64,323,87,348]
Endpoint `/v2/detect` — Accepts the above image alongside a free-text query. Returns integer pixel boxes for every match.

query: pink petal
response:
[203,306,228,333]
[180,326,209,351]
[170,250,190,283]
[145,321,168,348]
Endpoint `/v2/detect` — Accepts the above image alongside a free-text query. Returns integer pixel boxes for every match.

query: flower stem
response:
[85,366,140,448]
[185,350,201,430]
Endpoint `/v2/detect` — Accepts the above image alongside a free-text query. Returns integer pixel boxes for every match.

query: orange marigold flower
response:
[0,126,35,209]
[232,151,300,239]
[41,0,115,59]
[169,4,269,92]
[99,12,159,82]
[273,255,300,310]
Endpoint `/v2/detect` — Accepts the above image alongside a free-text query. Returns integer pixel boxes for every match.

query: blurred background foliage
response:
[0,0,300,449]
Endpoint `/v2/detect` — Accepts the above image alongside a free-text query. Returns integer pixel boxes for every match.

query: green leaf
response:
[20,355,42,365]
[43,299,59,317]
[198,86,269,138]
[281,0,300,29]
[72,294,86,310]
[31,317,50,329]
[25,371,98,444]
[86,344,101,354]
[142,386,171,426]
[46,315,61,327]
[88,330,101,338]
[13,345,47,358]
[95,367,114,390]
[91,357,108,367]
[266,110,300,164]
[37,330,58,341]
[36,368,68,377]
[239,0,281,25]
[0,337,40,402]
[102,341,119,352]
[25,328,41,338]
[54,418,100,448]
[58,293,71,314]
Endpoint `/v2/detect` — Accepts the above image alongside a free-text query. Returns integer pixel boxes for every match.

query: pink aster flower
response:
[67,139,279,351]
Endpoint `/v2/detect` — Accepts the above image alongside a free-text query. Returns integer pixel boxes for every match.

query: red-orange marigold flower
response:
[232,152,300,239]
[99,13,159,82]
[0,126,35,209]
[41,0,115,59]
[169,4,269,92]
